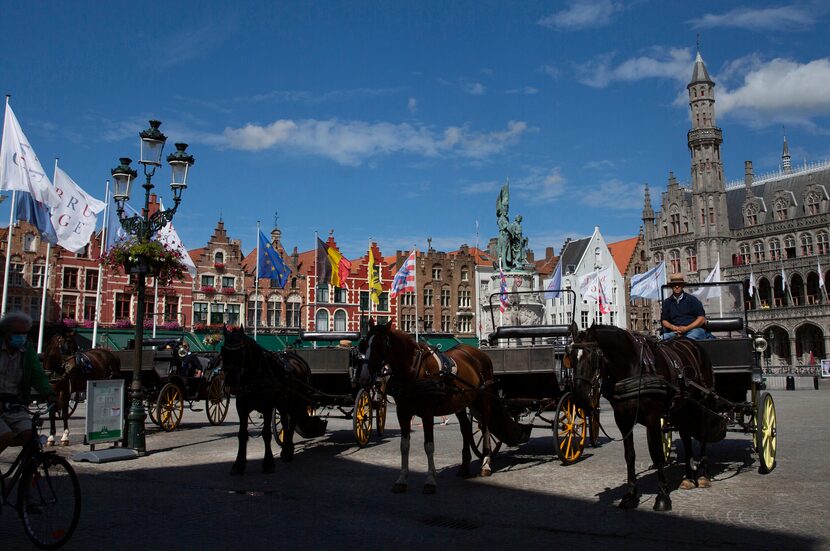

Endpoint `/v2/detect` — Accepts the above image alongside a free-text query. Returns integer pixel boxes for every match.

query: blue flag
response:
[105,198,139,252]
[258,230,290,287]
[544,262,562,300]
[630,261,666,300]
[14,191,58,245]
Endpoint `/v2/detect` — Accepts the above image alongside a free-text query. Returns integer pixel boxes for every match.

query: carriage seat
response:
[299,331,360,343]
[705,317,744,333]
[489,325,572,343]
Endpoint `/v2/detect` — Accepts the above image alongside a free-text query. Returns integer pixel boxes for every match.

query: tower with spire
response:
[641,183,655,248]
[781,128,792,174]
[687,49,729,270]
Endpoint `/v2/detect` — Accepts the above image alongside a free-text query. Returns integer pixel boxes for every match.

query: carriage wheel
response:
[147,396,160,426]
[469,410,502,460]
[660,417,673,462]
[269,410,285,448]
[588,385,601,448]
[155,383,184,432]
[756,391,777,474]
[353,389,373,448]
[554,392,587,465]
[205,377,230,425]
[375,387,388,437]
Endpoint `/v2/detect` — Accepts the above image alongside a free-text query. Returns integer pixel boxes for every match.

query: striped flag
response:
[390,250,416,298]
[499,269,510,313]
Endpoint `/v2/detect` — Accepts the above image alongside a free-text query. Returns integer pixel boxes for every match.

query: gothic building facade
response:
[643,51,830,368]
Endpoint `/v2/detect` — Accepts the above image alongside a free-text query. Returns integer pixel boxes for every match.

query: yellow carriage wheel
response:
[205,377,230,426]
[554,392,587,465]
[353,389,373,448]
[756,391,777,474]
[155,383,184,432]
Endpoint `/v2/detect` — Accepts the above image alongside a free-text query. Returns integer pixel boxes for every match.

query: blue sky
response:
[2,1,830,258]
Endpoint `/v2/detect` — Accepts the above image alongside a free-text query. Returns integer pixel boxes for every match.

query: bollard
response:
[815,376,820,390]
[786,375,795,391]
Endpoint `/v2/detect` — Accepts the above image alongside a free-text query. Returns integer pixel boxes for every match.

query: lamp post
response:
[112,120,194,454]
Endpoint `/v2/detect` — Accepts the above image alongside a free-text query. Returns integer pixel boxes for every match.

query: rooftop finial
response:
[696,33,700,54]
[274,210,279,228]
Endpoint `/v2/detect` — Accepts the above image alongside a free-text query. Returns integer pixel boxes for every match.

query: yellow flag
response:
[368,247,383,304]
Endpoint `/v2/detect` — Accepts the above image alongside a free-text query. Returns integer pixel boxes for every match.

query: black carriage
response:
[114,337,230,432]
[658,281,777,473]
[267,330,388,449]
[478,289,599,464]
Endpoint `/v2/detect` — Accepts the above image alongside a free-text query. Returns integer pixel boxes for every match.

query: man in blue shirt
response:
[661,274,713,340]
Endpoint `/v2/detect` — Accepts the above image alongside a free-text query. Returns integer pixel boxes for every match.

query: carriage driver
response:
[0,312,57,455]
[660,274,714,341]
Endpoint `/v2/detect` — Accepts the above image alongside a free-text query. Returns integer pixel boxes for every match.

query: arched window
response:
[460,267,469,282]
[333,310,347,332]
[753,241,765,263]
[739,243,751,264]
[708,196,715,225]
[654,252,664,264]
[670,205,680,234]
[214,251,224,265]
[774,199,788,221]
[817,232,829,255]
[769,239,781,261]
[801,233,814,256]
[669,250,681,274]
[315,309,330,332]
[744,204,758,226]
[806,192,821,215]
[784,235,796,259]
[23,233,37,252]
[267,296,283,327]
[685,248,697,272]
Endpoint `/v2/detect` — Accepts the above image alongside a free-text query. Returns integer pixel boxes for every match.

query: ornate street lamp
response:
[112,120,194,454]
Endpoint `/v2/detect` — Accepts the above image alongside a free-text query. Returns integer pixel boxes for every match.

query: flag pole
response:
[312,230,318,331]
[414,246,419,342]
[368,240,373,324]
[254,220,260,339]
[92,181,109,349]
[36,158,59,353]
[1,96,15,317]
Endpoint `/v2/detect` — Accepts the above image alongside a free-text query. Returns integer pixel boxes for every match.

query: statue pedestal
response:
[480,270,544,347]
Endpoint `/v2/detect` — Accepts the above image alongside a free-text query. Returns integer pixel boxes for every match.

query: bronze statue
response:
[495,182,528,271]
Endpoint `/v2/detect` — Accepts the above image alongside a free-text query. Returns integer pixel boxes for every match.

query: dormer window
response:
[806,192,820,215]
[774,200,788,221]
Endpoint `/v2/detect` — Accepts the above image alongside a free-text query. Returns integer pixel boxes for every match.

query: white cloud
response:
[464,82,486,95]
[689,6,813,31]
[407,97,418,113]
[505,86,540,95]
[512,167,567,203]
[218,119,529,165]
[577,47,692,88]
[577,179,644,210]
[460,180,502,195]
[540,65,560,78]
[538,0,621,31]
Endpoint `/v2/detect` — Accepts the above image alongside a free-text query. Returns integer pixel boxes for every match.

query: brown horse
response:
[570,324,725,511]
[359,321,496,494]
[42,333,120,445]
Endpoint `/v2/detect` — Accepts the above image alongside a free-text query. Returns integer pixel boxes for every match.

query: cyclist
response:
[0,312,57,455]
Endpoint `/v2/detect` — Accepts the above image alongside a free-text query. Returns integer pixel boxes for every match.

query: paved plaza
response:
[1,389,829,550]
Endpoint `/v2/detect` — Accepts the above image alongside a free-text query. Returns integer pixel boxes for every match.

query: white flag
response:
[819,260,825,289]
[578,271,599,301]
[694,258,722,300]
[630,261,666,300]
[0,104,60,207]
[157,203,197,277]
[780,262,787,291]
[748,268,756,297]
[597,266,614,304]
[50,167,106,253]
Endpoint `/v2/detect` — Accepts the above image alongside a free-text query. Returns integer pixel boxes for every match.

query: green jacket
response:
[17,342,55,402]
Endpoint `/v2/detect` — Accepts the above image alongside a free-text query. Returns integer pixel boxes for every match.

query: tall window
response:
[670,210,681,234]
[164,297,179,323]
[60,296,77,320]
[333,287,347,303]
[286,296,301,327]
[401,292,415,306]
[226,304,240,325]
[669,250,681,273]
[359,291,370,311]
[440,287,451,307]
[460,268,469,282]
[214,251,224,265]
[193,302,208,325]
[458,288,471,308]
[801,234,814,256]
[378,292,389,312]
[83,297,97,321]
[268,298,282,327]
[708,196,715,225]
[432,265,442,280]
[9,263,24,287]
[423,286,433,307]
[221,276,235,290]
[769,239,781,261]
[753,242,765,263]
[685,248,697,272]
[116,293,132,321]
[784,235,796,259]
[423,314,433,331]
[29,297,40,321]
[817,232,829,255]
[580,311,589,329]
[201,275,215,287]
[745,207,758,226]
[23,233,37,252]
[316,285,329,303]
[315,309,330,331]
[457,314,472,333]
[775,200,788,221]
[806,193,820,215]
[210,303,224,325]
[75,245,89,258]
[333,310,347,332]
[247,298,263,327]
[739,243,751,264]
[32,264,45,288]
[441,314,451,332]
[85,269,99,291]
[401,314,415,333]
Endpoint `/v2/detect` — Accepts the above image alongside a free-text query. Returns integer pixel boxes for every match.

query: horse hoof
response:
[697,476,712,489]
[46,439,55,447]
[392,483,407,494]
[619,493,640,510]
[479,468,492,478]
[60,440,70,447]
[653,495,672,512]
[422,484,437,495]
[679,478,696,490]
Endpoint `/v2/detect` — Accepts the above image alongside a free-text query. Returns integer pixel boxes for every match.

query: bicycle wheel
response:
[18,454,81,549]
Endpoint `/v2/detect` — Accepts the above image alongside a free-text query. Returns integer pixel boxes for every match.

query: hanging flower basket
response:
[201,285,216,294]
[214,262,225,270]
[100,238,186,286]
[222,287,235,295]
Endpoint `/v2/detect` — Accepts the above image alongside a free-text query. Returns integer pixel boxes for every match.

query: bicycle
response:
[1,396,81,549]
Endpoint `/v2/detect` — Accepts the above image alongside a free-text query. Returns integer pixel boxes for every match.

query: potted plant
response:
[201,285,216,294]
[222,286,235,295]
[115,318,133,329]
[214,261,225,270]
[100,238,186,286]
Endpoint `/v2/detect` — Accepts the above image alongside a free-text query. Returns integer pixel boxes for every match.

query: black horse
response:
[570,325,725,511]
[220,326,316,474]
